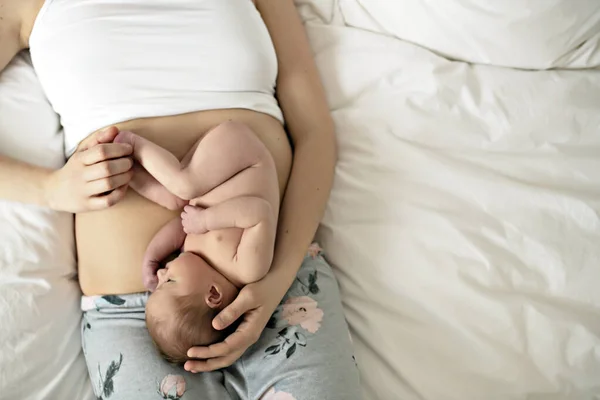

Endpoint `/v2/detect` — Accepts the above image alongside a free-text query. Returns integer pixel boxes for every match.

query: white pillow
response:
[340,0,600,69]
[0,52,94,400]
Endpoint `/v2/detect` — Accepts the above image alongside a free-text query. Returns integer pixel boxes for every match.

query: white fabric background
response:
[299,1,600,399]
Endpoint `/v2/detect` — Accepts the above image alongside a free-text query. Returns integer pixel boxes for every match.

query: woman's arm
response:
[0,156,53,206]
[254,0,336,291]
[1,5,134,212]
[185,0,336,372]
[0,127,134,212]
[0,0,25,73]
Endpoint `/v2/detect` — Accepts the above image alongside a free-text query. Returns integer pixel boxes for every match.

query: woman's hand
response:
[185,272,286,372]
[44,127,134,212]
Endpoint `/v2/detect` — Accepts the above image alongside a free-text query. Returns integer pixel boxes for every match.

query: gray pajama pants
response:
[81,244,362,400]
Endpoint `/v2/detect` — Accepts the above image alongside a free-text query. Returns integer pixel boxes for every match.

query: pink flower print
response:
[282,296,324,334]
[159,374,186,399]
[307,243,323,259]
[261,387,297,400]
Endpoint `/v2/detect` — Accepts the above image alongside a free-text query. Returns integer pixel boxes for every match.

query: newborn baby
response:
[114,121,279,363]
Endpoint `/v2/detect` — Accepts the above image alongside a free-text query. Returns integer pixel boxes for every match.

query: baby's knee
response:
[211,121,261,149]
[170,173,196,200]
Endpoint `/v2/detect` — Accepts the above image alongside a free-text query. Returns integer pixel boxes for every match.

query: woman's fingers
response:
[185,329,251,371]
[84,158,133,181]
[186,307,267,372]
[187,328,250,360]
[88,184,129,210]
[81,143,133,166]
[213,289,255,331]
[77,126,120,152]
[86,171,134,196]
[184,355,241,373]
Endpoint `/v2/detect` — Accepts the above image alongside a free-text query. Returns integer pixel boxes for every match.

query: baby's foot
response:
[181,205,208,234]
[113,130,136,147]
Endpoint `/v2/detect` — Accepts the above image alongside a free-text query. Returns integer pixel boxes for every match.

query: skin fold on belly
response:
[77,109,292,296]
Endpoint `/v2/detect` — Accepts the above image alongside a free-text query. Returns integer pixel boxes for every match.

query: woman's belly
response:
[77,109,291,296]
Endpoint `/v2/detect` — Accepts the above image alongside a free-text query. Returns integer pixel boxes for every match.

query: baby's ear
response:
[205,284,223,309]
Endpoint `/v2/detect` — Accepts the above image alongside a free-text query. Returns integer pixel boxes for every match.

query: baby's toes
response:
[114,131,135,145]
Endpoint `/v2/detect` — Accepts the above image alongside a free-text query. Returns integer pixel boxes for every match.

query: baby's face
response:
[146,252,238,357]
[155,252,213,295]
[149,252,238,317]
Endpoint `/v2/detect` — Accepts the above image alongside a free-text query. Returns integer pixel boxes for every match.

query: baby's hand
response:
[142,256,160,292]
[181,205,208,234]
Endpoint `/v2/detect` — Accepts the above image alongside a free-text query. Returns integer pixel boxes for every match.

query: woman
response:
[0,0,361,399]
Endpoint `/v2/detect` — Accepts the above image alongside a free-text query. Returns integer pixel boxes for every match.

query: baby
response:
[114,121,279,364]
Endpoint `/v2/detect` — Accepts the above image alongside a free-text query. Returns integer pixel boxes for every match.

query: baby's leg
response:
[176,121,270,200]
[181,197,275,283]
[116,122,266,201]
[129,163,187,210]
[114,131,193,201]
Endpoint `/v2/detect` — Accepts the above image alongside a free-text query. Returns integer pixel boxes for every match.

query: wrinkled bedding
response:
[301,1,600,399]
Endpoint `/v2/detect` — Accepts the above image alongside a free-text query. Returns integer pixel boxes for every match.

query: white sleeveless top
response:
[29,0,283,155]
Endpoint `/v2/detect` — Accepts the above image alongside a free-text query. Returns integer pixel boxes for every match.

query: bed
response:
[2,1,600,399]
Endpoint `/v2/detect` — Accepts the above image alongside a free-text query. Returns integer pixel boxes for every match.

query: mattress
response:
[300,1,600,399]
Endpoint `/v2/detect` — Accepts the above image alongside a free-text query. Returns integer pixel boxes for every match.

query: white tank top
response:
[29,0,283,155]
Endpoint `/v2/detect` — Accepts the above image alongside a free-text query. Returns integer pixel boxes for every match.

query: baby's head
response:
[146,252,239,364]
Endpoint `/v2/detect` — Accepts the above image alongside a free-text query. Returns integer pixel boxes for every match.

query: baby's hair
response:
[146,292,224,364]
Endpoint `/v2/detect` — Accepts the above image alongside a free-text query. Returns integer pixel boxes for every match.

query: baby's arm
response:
[142,217,186,291]
[181,197,275,283]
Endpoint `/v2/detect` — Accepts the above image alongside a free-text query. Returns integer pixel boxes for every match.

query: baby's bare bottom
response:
[117,121,279,288]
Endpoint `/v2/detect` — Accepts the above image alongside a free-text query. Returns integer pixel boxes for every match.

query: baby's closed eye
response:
[161,250,181,269]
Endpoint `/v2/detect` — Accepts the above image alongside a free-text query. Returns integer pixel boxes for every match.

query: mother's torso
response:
[28,0,292,295]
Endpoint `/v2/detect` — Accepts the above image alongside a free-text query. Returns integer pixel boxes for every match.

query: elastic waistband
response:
[81,292,149,312]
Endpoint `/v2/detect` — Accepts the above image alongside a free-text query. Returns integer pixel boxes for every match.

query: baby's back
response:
[181,121,280,285]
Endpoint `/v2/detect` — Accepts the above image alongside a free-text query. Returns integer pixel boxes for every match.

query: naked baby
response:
[114,121,279,364]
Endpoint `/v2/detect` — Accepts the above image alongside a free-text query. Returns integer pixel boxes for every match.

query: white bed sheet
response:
[0,52,94,400]
[297,2,600,399]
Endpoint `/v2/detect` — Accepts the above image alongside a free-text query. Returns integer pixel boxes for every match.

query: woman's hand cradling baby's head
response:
[185,270,284,373]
